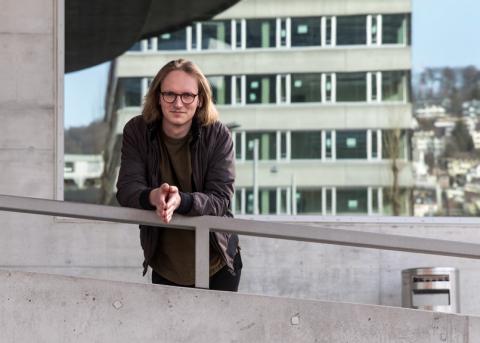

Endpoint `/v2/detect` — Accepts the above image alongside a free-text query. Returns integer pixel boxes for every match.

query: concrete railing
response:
[2,194,480,289]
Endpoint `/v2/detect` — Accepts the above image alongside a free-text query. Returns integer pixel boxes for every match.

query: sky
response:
[412,0,480,71]
[64,0,480,128]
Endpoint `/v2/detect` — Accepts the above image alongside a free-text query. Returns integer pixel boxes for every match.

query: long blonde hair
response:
[142,59,218,125]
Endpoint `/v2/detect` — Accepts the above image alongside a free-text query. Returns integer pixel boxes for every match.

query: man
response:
[116,59,241,291]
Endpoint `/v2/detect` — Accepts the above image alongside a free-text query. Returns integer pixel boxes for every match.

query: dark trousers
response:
[152,253,242,292]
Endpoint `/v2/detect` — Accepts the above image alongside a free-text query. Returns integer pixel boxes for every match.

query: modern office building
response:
[103,0,414,216]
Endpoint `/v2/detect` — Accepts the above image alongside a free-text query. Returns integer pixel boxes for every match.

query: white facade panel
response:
[235,160,414,188]
[118,47,411,77]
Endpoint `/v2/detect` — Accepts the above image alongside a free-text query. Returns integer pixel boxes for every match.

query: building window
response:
[158,27,187,50]
[277,74,290,104]
[370,130,380,159]
[382,71,406,101]
[369,187,383,214]
[232,19,246,49]
[324,130,335,159]
[291,17,321,47]
[322,73,335,102]
[246,19,276,48]
[337,188,368,214]
[336,15,366,45]
[208,76,232,105]
[190,24,199,50]
[324,187,334,214]
[336,131,367,159]
[234,188,244,214]
[336,72,367,102]
[291,131,322,159]
[296,189,322,214]
[117,78,142,107]
[367,14,381,46]
[322,16,335,46]
[278,131,289,160]
[291,74,322,103]
[367,72,381,102]
[246,132,277,160]
[233,131,245,161]
[231,75,245,105]
[277,18,289,47]
[382,14,408,44]
[246,75,276,104]
[201,20,232,50]
[259,189,277,214]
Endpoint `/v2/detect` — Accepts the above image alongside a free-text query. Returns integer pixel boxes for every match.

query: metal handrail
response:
[1,194,480,288]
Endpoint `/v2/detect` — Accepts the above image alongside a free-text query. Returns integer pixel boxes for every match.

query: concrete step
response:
[1,270,479,342]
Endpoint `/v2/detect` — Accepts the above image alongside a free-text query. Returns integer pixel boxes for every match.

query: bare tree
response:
[383,128,403,216]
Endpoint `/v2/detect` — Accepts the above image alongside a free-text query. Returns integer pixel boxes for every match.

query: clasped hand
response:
[149,183,181,223]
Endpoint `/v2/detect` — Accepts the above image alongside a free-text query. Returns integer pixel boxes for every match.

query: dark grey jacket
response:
[116,115,238,276]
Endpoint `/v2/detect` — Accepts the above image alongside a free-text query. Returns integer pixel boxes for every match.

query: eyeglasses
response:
[160,91,198,104]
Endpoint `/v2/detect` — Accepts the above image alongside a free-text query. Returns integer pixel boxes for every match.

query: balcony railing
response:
[1,194,480,288]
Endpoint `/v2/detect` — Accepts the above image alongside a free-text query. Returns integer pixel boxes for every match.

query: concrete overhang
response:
[66,0,240,72]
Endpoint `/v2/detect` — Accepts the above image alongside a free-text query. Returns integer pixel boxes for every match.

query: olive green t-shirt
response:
[150,129,225,285]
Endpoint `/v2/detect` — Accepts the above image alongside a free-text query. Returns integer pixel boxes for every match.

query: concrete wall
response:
[0,0,146,284]
[1,270,478,343]
[237,221,480,315]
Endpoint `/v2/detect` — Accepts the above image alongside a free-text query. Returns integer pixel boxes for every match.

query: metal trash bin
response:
[401,267,459,313]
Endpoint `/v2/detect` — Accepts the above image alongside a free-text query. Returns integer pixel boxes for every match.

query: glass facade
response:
[291,74,322,102]
[202,20,232,50]
[337,15,367,45]
[246,75,276,104]
[291,17,321,47]
[233,186,410,216]
[117,78,142,107]
[200,71,407,106]
[336,73,367,102]
[336,131,367,159]
[246,19,276,48]
[208,76,232,105]
[336,188,368,214]
[245,132,276,160]
[296,189,322,214]
[382,14,407,44]
[235,129,408,162]
[259,189,277,214]
[158,28,187,50]
[128,13,410,53]
[382,71,406,101]
[291,131,321,159]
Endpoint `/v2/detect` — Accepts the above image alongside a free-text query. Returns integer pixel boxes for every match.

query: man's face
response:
[159,70,201,135]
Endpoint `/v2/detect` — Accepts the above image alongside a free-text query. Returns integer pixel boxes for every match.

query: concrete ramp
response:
[1,270,479,342]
